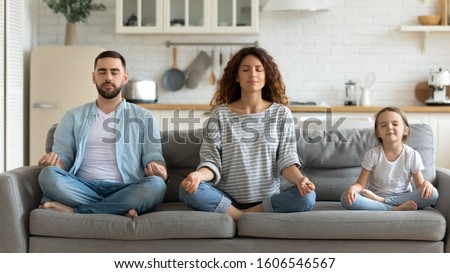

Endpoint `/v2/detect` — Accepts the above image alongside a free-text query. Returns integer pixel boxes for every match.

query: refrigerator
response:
[29,45,104,165]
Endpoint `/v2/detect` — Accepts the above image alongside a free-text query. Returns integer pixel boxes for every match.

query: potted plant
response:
[43,0,106,45]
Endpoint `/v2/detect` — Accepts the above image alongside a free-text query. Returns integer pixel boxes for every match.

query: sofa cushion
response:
[237,202,446,241]
[29,203,235,240]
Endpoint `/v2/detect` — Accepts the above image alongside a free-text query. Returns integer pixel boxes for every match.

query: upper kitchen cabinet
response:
[211,0,259,34]
[163,0,211,33]
[116,0,259,34]
[116,0,164,33]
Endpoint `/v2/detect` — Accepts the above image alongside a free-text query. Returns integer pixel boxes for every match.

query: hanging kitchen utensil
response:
[162,47,185,91]
[184,50,211,89]
[219,49,223,77]
[415,81,431,102]
[210,48,216,85]
[365,72,376,89]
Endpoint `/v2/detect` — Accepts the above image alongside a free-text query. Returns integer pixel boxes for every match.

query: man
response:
[38,50,167,218]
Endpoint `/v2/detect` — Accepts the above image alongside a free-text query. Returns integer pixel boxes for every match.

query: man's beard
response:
[96,83,122,99]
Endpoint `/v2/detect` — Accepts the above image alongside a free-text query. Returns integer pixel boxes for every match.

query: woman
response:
[178,47,316,221]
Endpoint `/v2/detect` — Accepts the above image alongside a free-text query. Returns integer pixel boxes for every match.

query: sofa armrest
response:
[435,167,450,253]
[0,166,42,252]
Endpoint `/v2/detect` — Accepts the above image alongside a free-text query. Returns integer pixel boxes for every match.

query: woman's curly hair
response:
[210,47,288,109]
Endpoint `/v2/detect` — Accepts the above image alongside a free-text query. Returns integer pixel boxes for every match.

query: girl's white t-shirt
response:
[362,144,424,197]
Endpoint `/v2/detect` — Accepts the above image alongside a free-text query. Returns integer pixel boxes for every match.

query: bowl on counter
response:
[417,15,441,25]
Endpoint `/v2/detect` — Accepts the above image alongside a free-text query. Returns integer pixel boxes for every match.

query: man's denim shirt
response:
[52,99,164,184]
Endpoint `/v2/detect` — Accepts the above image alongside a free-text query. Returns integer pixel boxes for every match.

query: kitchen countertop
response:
[137,103,450,113]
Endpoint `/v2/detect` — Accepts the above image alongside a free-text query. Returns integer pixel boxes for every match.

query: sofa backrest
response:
[161,129,202,202]
[46,123,435,203]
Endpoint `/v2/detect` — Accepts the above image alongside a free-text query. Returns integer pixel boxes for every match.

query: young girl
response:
[341,106,438,211]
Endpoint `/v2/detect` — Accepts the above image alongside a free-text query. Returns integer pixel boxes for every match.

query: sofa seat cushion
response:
[237,202,446,241]
[29,203,235,240]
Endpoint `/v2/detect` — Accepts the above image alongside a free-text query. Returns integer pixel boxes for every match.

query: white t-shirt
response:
[76,110,123,183]
[362,144,424,197]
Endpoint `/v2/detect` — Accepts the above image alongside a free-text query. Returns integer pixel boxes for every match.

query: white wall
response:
[35,0,450,106]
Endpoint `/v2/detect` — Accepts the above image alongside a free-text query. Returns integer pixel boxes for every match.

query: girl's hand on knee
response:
[345,187,358,205]
[419,180,434,199]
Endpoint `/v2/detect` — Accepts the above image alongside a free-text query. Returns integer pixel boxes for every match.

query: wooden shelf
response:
[400,25,450,31]
[400,25,450,53]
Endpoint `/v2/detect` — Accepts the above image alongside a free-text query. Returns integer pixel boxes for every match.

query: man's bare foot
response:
[124,209,139,218]
[393,200,417,211]
[39,201,74,213]
[361,189,385,203]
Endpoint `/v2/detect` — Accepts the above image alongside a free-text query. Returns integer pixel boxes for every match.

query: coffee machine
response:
[426,68,450,105]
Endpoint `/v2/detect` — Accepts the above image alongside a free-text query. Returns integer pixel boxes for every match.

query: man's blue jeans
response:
[39,166,166,215]
[340,188,439,210]
[178,181,316,213]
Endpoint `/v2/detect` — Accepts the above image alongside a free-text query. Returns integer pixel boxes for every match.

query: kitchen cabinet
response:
[294,111,432,130]
[429,113,450,169]
[403,112,430,124]
[116,0,259,34]
[211,0,259,34]
[292,112,374,130]
[163,0,211,33]
[116,0,164,34]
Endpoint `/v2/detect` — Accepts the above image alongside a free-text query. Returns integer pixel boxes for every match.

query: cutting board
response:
[415,82,430,102]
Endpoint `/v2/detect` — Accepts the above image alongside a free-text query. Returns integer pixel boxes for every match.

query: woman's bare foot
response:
[241,204,264,213]
[361,189,385,203]
[393,200,417,211]
[227,206,243,221]
[227,204,264,221]
[39,201,74,213]
[124,209,139,218]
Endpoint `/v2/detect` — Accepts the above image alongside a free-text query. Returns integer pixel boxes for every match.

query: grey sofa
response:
[1,124,449,253]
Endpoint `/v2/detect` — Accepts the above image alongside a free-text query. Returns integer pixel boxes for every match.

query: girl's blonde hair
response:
[374,106,410,143]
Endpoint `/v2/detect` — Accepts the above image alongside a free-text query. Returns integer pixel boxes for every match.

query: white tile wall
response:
[37,0,450,106]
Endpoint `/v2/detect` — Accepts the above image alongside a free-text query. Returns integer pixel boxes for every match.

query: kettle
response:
[360,87,371,106]
[123,79,158,103]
